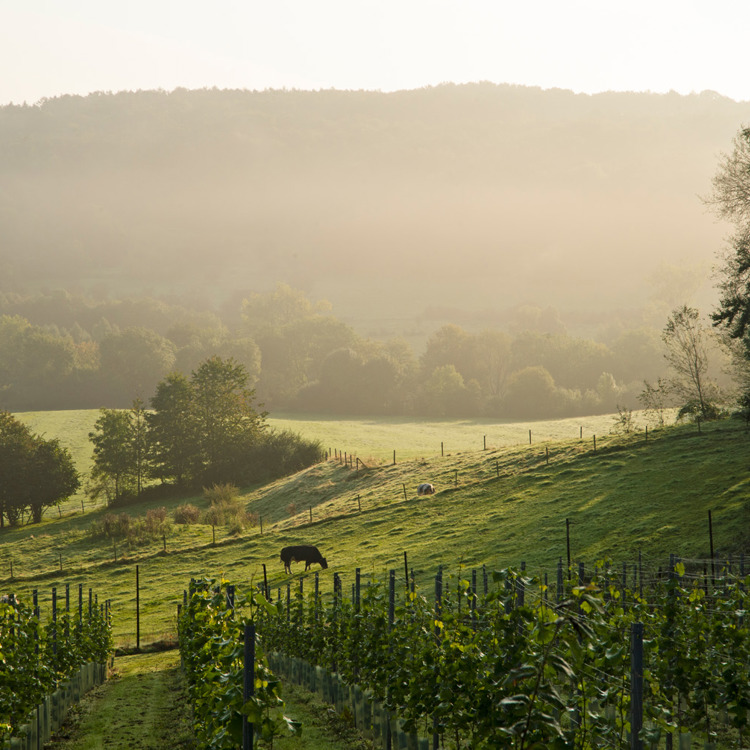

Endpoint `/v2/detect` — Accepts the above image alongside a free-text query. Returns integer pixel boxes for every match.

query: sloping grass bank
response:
[2,414,747,650]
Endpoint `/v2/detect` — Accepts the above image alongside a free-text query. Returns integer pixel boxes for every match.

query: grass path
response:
[44,650,195,750]
[44,649,372,750]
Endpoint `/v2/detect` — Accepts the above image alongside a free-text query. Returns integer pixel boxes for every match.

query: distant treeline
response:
[0,285,696,420]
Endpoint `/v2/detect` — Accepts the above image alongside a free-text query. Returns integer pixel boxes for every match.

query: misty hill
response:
[1,84,749,338]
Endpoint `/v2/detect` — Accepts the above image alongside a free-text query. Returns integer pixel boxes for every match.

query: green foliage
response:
[173,502,201,525]
[178,578,300,749]
[0,592,113,744]
[259,565,750,749]
[88,407,138,504]
[0,410,80,527]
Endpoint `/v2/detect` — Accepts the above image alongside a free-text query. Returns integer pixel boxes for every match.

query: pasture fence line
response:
[3,418,741,585]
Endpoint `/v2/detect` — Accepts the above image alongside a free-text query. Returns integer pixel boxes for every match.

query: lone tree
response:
[662,306,720,421]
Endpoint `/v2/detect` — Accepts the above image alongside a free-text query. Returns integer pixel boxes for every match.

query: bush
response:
[174,503,201,525]
[203,483,239,507]
[145,507,171,538]
[677,399,724,422]
[90,512,132,539]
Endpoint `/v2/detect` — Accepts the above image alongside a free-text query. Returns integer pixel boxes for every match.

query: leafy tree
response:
[241,285,358,408]
[26,436,80,523]
[130,399,149,497]
[147,372,195,487]
[706,127,750,367]
[88,408,136,504]
[662,306,721,421]
[502,366,559,419]
[0,411,79,526]
[419,364,479,418]
[188,356,267,485]
[97,326,176,406]
[0,411,35,527]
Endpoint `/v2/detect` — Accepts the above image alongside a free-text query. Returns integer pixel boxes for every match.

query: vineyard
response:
[0,587,113,749]
[178,556,750,750]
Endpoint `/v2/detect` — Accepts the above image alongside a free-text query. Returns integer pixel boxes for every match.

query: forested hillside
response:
[1,84,747,330]
[0,85,745,417]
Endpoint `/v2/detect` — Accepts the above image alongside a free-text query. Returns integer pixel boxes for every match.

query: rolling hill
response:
[2,411,747,648]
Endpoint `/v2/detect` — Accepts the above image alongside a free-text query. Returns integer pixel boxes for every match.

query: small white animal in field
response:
[417,483,436,496]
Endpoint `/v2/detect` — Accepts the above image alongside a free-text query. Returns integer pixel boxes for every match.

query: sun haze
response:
[1,1,749,104]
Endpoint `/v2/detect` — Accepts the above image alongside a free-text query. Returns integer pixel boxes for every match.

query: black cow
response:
[280,545,328,575]
[417,483,436,495]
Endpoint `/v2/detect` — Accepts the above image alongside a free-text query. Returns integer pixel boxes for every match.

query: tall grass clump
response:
[202,483,257,535]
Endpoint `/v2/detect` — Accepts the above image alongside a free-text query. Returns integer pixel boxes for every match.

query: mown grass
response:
[3,410,748,652]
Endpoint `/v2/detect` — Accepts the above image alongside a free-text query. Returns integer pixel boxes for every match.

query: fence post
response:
[708,509,716,588]
[136,565,140,651]
[630,622,644,750]
[566,519,572,581]
[557,558,563,603]
[243,621,255,750]
[52,587,58,664]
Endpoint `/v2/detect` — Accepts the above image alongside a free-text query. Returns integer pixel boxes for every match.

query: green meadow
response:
[3,409,748,651]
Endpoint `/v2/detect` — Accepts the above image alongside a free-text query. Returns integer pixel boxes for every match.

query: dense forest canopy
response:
[0,84,745,418]
[1,84,747,337]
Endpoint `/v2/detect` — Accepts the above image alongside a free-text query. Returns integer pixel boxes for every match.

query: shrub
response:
[203,483,239,507]
[174,503,201,525]
[90,512,133,539]
[202,506,224,527]
[145,507,171,538]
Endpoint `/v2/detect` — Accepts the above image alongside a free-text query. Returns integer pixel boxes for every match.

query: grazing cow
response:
[417,483,436,496]
[280,545,328,575]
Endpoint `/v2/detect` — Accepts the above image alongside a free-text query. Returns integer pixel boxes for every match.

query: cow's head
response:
[321,558,328,569]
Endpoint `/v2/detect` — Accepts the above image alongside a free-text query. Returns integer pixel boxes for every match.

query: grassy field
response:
[4,409,748,652]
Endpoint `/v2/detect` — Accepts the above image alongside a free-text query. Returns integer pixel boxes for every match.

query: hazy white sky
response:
[2,0,749,105]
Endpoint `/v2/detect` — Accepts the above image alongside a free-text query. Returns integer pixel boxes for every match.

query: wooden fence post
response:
[136,565,140,651]
[708,509,716,587]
